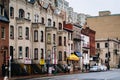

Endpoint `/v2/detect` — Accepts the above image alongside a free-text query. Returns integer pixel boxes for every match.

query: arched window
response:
[58,51,62,61]
[10,7,14,18]
[41,48,44,59]
[10,25,14,39]
[64,51,67,61]
[59,23,62,30]
[25,47,29,58]
[41,17,44,24]
[48,19,51,27]
[26,27,29,40]
[34,48,38,60]
[58,36,62,46]
[19,9,24,18]
[41,31,44,42]
[64,37,66,46]
[53,21,55,27]
[34,30,38,42]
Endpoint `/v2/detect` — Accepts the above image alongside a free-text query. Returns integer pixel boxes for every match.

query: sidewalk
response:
[9,70,83,80]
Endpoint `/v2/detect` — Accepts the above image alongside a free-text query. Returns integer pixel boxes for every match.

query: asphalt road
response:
[17,69,120,80]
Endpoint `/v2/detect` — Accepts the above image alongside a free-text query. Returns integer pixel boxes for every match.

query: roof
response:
[0,15,9,22]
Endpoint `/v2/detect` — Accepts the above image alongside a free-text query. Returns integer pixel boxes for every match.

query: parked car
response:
[89,65,101,72]
[99,65,107,71]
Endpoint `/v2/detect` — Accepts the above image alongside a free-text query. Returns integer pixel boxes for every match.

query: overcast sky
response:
[66,0,120,16]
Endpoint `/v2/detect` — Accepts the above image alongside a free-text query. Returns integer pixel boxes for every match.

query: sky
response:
[66,0,120,16]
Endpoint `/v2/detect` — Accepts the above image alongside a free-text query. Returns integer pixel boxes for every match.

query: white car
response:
[99,65,107,71]
[89,65,101,72]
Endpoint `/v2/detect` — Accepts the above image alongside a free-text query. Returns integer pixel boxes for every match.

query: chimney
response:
[99,11,111,16]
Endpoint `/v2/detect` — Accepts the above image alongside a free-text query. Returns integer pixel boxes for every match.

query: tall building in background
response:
[87,11,120,68]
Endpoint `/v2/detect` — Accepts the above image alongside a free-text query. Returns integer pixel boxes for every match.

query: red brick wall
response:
[0,21,9,76]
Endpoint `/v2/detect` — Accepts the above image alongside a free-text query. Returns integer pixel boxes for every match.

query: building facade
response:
[87,11,120,68]
[0,0,9,76]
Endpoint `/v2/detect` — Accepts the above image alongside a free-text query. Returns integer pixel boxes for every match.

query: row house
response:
[8,0,74,75]
[0,0,95,77]
[0,0,9,76]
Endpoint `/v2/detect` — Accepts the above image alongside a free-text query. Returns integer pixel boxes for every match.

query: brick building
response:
[0,0,9,76]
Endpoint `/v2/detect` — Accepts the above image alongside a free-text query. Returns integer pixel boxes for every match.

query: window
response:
[34,14,39,23]
[48,19,51,27]
[97,43,100,48]
[64,51,67,61]
[34,48,38,60]
[53,21,55,27]
[58,36,62,46]
[71,44,73,50]
[41,48,44,59]
[10,26,14,39]
[25,47,29,58]
[58,51,62,61]
[10,7,14,18]
[34,30,38,42]
[59,23,62,30]
[53,34,56,44]
[18,46,23,58]
[26,27,29,40]
[1,27,5,39]
[18,26,22,38]
[64,37,66,46]
[47,33,51,43]
[105,42,108,48]
[41,31,43,42]
[0,5,3,16]
[41,17,44,24]
[27,12,30,20]
[19,9,24,18]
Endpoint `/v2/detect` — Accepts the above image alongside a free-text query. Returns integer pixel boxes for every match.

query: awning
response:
[75,52,82,57]
[67,54,79,61]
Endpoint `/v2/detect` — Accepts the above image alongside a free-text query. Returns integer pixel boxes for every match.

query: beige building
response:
[87,11,120,68]
[87,11,120,39]
[9,0,74,75]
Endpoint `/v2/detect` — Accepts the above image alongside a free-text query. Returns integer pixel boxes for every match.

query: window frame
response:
[34,48,38,60]
[34,30,38,42]
[10,25,14,39]
[18,46,23,59]
[1,27,5,39]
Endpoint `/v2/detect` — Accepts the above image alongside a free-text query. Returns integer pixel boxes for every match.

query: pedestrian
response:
[2,64,5,77]
[68,64,71,73]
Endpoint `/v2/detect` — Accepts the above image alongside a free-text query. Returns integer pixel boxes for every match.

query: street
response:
[16,69,120,80]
